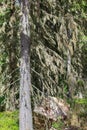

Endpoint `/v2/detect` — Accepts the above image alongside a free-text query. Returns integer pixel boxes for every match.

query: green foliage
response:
[0,0,20,110]
[71,0,87,17]
[0,95,5,111]
[77,80,84,87]
[63,85,68,93]
[75,98,87,105]
[0,111,19,130]
[81,44,87,78]
[52,118,64,130]
[0,95,5,104]
[79,111,87,118]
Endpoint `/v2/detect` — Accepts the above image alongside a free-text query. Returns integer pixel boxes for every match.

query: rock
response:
[34,96,69,120]
[34,96,70,129]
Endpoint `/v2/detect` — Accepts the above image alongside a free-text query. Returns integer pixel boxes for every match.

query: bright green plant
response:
[52,118,64,130]
[75,98,87,105]
[0,111,19,130]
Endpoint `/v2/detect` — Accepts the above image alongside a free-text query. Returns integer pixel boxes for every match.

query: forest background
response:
[0,0,87,130]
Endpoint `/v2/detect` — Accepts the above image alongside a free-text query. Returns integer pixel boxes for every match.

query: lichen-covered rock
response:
[34,97,70,129]
[34,97,69,120]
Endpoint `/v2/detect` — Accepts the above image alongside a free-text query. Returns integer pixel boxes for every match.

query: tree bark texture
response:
[19,0,33,130]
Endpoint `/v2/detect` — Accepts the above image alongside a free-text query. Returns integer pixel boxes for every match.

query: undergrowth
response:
[0,111,19,130]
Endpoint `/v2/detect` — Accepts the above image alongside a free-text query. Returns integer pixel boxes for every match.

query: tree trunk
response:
[19,0,33,130]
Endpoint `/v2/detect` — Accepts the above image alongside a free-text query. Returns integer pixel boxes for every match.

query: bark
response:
[19,0,33,130]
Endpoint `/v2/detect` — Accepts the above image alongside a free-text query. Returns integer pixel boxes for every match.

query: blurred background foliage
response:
[0,0,87,129]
